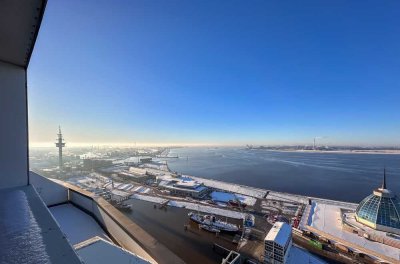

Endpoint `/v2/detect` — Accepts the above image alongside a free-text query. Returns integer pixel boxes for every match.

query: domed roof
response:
[355,169,400,234]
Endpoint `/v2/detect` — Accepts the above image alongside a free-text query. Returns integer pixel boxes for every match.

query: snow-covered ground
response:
[130,194,246,219]
[267,191,309,204]
[268,191,358,209]
[130,194,166,204]
[189,176,267,198]
[309,202,400,261]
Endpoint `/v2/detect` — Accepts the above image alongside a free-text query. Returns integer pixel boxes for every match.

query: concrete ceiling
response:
[0,0,47,68]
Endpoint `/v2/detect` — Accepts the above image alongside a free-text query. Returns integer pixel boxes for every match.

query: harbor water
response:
[167,147,400,203]
[122,199,242,264]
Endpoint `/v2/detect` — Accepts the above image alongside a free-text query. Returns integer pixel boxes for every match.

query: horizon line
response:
[29,141,400,149]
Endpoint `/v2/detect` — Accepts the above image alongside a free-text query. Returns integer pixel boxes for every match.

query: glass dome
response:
[355,170,400,234]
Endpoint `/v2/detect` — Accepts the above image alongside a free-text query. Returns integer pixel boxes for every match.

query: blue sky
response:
[28,0,400,146]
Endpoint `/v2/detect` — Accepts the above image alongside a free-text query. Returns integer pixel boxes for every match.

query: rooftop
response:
[287,246,326,264]
[308,202,400,262]
[265,221,292,247]
[158,176,207,193]
[75,236,151,264]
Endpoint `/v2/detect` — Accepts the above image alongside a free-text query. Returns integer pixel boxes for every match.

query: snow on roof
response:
[158,176,206,192]
[75,236,152,264]
[158,180,170,187]
[287,246,326,264]
[131,194,167,204]
[268,191,358,209]
[189,176,267,198]
[211,191,236,202]
[130,194,246,219]
[265,222,292,247]
[309,202,400,261]
[119,171,143,178]
[129,167,147,175]
[132,186,151,194]
[50,204,110,245]
[180,175,195,181]
[80,152,102,159]
[210,191,257,206]
[174,180,200,188]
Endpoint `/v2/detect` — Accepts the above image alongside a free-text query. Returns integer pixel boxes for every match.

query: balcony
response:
[28,171,186,264]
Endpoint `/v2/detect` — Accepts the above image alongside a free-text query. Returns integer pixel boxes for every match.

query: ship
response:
[112,201,132,211]
[188,212,239,233]
[199,224,220,233]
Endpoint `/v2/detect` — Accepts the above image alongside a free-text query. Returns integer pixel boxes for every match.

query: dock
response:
[159,199,170,209]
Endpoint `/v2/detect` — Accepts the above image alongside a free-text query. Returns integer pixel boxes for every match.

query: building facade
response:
[264,222,292,264]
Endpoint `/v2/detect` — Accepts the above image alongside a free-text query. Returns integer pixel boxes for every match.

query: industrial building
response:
[264,222,292,264]
[83,158,114,170]
[159,178,209,199]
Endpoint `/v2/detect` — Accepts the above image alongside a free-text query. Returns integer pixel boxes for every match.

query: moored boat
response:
[199,224,220,233]
[188,212,239,233]
[114,202,132,211]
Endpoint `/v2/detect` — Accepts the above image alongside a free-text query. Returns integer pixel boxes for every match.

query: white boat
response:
[188,212,239,233]
[114,202,132,211]
[199,224,220,233]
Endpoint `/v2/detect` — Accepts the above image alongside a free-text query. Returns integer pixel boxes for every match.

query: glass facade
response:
[377,197,400,229]
[356,193,400,230]
[356,194,380,223]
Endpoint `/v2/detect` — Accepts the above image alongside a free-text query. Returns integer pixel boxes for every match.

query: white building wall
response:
[0,61,28,189]
[68,191,156,263]
[30,172,68,206]
[91,204,156,263]
[70,191,94,212]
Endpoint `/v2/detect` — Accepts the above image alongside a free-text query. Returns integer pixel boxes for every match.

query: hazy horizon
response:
[28,1,400,146]
[29,141,400,149]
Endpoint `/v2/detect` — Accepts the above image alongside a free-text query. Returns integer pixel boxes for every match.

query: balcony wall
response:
[68,190,156,263]
[0,61,28,189]
[29,172,160,263]
[30,171,68,206]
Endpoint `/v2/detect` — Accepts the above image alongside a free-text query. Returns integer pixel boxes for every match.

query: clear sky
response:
[28,0,400,147]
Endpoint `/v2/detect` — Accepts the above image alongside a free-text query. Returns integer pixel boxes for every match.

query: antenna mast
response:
[55,126,66,170]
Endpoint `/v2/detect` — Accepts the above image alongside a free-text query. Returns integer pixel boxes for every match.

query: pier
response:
[158,199,170,209]
[37,152,399,264]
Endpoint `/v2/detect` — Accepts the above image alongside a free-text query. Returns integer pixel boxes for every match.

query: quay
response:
[44,159,400,264]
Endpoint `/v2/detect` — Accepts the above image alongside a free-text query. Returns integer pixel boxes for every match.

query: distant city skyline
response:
[28,1,400,147]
